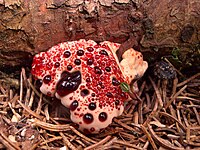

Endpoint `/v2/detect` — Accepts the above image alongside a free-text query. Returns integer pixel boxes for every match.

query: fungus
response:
[31,39,148,133]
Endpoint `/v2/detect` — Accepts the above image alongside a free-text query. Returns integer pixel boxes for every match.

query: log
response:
[0,0,199,77]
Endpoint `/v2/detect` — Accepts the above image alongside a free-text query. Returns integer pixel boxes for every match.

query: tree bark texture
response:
[0,0,199,76]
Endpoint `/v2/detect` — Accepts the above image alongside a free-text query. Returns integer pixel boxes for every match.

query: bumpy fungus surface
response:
[31,39,148,133]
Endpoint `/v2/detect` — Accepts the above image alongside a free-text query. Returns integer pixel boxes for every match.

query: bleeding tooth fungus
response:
[31,39,148,133]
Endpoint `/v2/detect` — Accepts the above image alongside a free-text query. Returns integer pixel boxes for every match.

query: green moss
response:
[171,47,182,64]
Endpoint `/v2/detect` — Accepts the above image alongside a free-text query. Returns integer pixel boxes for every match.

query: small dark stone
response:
[181,25,195,42]
[154,60,177,79]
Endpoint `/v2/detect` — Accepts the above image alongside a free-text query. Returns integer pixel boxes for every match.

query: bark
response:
[141,0,200,73]
[0,0,199,77]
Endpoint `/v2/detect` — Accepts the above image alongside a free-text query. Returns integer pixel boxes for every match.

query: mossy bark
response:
[0,0,199,77]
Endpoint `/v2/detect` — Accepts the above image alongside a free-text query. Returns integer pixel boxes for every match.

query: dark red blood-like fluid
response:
[121,92,128,99]
[47,92,52,96]
[56,71,82,97]
[61,71,70,78]
[99,50,108,56]
[87,58,93,65]
[91,93,95,97]
[77,49,84,56]
[54,62,60,68]
[98,112,107,122]
[67,65,73,71]
[115,100,120,105]
[98,81,102,85]
[112,77,120,86]
[88,102,96,110]
[74,59,81,65]
[105,66,111,72]
[70,100,79,111]
[86,78,91,82]
[83,113,94,124]
[80,89,89,96]
[90,127,95,132]
[106,92,113,98]
[43,75,51,84]
[94,66,102,74]
[87,47,94,52]
[63,51,71,58]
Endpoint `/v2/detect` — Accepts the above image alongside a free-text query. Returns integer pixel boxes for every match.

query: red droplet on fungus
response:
[87,47,94,52]
[99,112,107,122]
[83,113,94,124]
[63,51,71,58]
[70,100,79,111]
[43,75,51,84]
